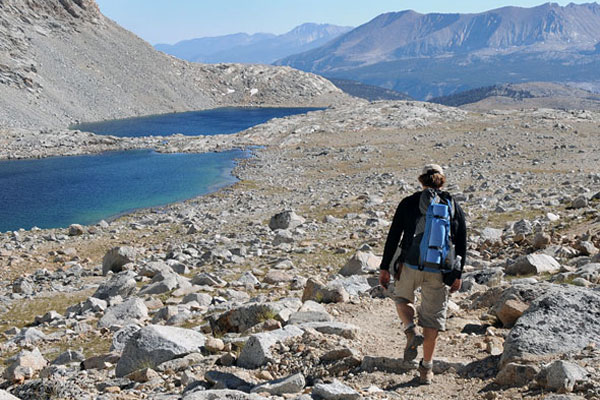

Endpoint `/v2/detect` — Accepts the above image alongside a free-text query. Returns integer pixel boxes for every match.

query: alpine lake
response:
[0,107,321,232]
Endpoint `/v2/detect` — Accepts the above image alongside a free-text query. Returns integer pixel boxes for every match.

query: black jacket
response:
[379,190,467,276]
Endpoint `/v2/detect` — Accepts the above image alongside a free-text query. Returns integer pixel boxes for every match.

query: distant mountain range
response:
[155,23,353,64]
[275,3,600,100]
[430,82,600,111]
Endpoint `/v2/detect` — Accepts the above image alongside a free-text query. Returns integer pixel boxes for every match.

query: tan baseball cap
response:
[421,164,444,176]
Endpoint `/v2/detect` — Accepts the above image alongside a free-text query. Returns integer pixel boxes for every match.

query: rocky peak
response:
[0,0,102,23]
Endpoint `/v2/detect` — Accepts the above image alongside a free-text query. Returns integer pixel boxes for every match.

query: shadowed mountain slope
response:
[0,1,349,129]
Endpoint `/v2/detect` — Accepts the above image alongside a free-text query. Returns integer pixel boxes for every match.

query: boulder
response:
[495,299,529,328]
[288,311,333,325]
[139,271,191,295]
[269,210,305,231]
[0,390,21,400]
[115,325,205,377]
[501,286,600,366]
[480,227,503,243]
[212,298,301,334]
[183,390,267,400]
[571,195,588,209]
[533,232,552,250]
[537,360,589,393]
[495,363,540,387]
[263,270,293,284]
[312,380,360,400]
[4,348,47,383]
[302,278,349,304]
[251,373,305,395]
[138,261,172,278]
[51,350,85,365]
[183,293,213,307]
[360,356,416,373]
[574,263,600,284]
[205,370,253,392]
[338,251,381,276]
[98,298,148,329]
[102,246,137,275]
[110,324,142,353]
[92,271,137,300]
[237,325,303,369]
[68,224,85,236]
[298,322,359,339]
[192,273,227,287]
[462,267,504,287]
[329,275,373,297]
[505,253,560,275]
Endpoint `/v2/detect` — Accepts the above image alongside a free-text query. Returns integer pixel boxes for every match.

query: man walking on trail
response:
[379,164,467,385]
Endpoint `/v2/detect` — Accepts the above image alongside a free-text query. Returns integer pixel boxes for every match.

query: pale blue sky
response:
[96,0,580,45]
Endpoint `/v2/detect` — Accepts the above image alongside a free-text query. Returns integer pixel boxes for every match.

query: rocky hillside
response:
[276,3,600,99]
[155,23,353,64]
[430,82,600,111]
[0,0,350,130]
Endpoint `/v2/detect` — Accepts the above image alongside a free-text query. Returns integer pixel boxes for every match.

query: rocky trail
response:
[1,101,600,400]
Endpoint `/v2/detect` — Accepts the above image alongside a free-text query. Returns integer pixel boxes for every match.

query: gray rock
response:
[251,373,305,395]
[0,390,21,399]
[102,246,137,275]
[192,273,227,287]
[332,275,375,297]
[495,363,540,387]
[4,348,47,383]
[51,350,85,365]
[139,271,191,295]
[68,224,85,236]
[298,322,359,339]
[501,286,600,366]
[138,261,172,278]
[312,380,360,400]
[110,324,141,353]
[205,370,253,392]
[98,298,148,329]
[506,253,561,275]
[115,325,206,377]
[288,311,333,325]
[571,195,588,209]
[269,210,305,231]
[237,325,303,369]
[537,360,589,393]
[360,356,416,373]
[12,327,46,344]
[263,270,293,284]
[462,267,504,287]
[183,293,213,307]
[338,251,380,276]
[480,227,503,243]
[301,278,349,304]
[212,298,301,333]
[273,229,294,246]
[574,263,600,283]
[183,390,268,400]
[92,271,137,300]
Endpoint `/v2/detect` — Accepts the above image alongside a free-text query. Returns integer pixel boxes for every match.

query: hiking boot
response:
[418,360,433,385]
[403,327,424,362]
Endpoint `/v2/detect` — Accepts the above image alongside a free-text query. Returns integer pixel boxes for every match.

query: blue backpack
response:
[419,196,455,270]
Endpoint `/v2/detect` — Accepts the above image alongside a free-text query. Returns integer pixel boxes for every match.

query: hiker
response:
[378,164,467,384]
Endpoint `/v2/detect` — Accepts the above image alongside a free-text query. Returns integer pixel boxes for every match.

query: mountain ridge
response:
[155,23,353,64]
[276,2,600,99]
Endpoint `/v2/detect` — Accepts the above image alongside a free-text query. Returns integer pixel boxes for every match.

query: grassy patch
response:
[0,290,93,333]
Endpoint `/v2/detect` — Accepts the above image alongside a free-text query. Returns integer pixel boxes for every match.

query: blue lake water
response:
[72,107,321,137]
[0,149,246,232]
[2,107,320,232]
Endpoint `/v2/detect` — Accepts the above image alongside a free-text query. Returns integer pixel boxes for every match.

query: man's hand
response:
[379,270,390,289]
[450,278,462,293]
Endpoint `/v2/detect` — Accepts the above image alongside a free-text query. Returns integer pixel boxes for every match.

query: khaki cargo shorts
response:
[392,264,449,331]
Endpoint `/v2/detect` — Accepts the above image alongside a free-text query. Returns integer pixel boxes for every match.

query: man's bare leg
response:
[395,302,414,326]
[422,327,438,362]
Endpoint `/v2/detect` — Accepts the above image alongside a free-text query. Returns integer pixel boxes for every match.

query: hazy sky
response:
[96,0,580,45]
